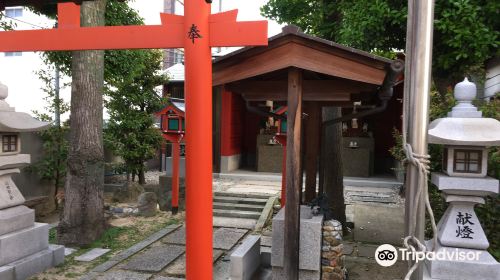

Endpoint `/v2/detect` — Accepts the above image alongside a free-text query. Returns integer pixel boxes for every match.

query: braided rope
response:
[402,144,438,280]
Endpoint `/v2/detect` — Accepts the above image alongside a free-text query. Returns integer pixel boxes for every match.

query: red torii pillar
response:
[0,1,267,279]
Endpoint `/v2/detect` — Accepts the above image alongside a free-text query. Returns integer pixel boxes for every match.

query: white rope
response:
[401,143,438,280]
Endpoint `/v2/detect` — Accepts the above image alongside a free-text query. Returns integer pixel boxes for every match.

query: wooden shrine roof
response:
[213,26,395,102]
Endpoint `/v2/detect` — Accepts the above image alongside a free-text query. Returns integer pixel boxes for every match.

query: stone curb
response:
[79,224,182,280]
[254,196,278,233]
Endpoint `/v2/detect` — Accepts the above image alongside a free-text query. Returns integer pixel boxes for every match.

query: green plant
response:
[104,49,168,184]
[27,63,69,210]
[388,127,406,162]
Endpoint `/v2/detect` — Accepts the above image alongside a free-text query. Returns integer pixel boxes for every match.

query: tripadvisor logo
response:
[375,244,482,267]
[375,244,398,267]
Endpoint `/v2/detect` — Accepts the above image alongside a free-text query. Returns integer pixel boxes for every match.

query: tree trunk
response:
[320,107,346,225]
[138,168,146,185]
[57,0,106,247]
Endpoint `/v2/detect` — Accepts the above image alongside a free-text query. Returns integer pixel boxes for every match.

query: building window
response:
[454,149,481,173]
[5,8,23,18]
[168,118,180,131]
[2,135,18,152]
[4,52,22,57]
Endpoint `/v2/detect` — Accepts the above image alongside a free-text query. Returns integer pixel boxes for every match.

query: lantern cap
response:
[428,78,500,146]
[0,81,50,132]
[428,117,500,146]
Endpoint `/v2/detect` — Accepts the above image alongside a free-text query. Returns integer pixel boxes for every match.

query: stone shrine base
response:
[424,241,500,280]
[0,244,64,280]
[0,204,64,280]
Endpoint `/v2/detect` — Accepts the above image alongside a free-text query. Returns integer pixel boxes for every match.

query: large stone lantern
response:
[0,82,64,280]
[424,78,500,280]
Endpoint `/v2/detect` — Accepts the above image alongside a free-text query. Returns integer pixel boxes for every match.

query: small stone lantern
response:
[425,78,500,280]
[0,82,64,280]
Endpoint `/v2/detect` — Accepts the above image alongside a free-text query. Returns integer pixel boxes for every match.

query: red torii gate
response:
[0,1,267,279]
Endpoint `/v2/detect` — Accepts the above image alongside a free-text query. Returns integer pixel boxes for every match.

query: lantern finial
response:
[448,77,482,118]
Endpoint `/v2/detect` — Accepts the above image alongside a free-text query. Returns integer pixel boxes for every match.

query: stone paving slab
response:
[96,270,152,280]
[75,249,111,262]
[162,250,223,276]
[122,244,185,272]
[213,228,248,250]
[162,227,247,250]
[91,225,181,273]
[64,248,77,256]
[153,276,185,280]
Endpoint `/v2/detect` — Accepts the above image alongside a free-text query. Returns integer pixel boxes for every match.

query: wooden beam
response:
[284,67,303,280]
[226,80,377,101]
[304,102,321,203]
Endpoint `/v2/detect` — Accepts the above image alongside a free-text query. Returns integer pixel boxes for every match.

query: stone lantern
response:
[0,82,64,280]
[425,78,500,280]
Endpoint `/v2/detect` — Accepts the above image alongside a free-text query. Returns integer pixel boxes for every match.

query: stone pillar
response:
[0,82,64,280]
[321,220,345,280]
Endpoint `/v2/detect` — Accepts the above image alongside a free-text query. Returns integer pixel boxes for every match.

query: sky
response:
[0,0,283,117]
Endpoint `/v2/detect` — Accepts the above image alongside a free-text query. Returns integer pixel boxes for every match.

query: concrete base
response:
[0,244,64,280]
[271,267,320,280]
[0,223,49,266]
[221,154,242,173]
[424,242,500,280]
[0,205,34,236]
[271,206,323,272]
[230,235,261,280]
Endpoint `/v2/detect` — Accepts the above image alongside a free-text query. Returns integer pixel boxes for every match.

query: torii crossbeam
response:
[0,1,267,279]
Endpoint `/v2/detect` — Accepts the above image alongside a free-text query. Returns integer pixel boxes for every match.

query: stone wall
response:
[322,220,345,280]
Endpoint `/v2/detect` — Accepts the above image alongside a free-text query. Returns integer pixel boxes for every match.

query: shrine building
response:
[160,26,404,184]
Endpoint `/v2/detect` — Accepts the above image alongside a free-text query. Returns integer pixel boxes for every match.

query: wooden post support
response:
[274,135,287,207]
[284,67,303,279]
[171,140,181,214]
[304,102,321,203]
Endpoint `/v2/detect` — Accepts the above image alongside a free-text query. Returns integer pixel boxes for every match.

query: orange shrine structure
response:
[0,0,268,279]
[156,101,186,214]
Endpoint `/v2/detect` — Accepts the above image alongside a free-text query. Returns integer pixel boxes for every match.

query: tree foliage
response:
[104,49,167,184]
[262,0,499,90]
[29,62,70,209]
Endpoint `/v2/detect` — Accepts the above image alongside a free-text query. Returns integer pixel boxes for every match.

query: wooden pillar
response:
[303,102,321,203]
[184,1,213,279]
[284,67,303,280]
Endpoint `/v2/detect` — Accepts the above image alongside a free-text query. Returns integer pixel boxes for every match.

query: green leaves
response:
[104,49,168,177]
[261,0,499,92]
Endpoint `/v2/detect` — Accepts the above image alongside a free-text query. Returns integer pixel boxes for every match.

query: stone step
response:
[213,196,268,206]
[344,178,402,190]
[0,223,49,266]
[213,202,264,212]
[213,191,272,199]
[213,209,262,220]
[0,244,64,280]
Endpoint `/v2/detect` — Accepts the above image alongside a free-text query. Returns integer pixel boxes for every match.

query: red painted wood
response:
[183,1,213,279]
[221,90,245,156]
[172,140,180,211]
[0,2,268,279]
